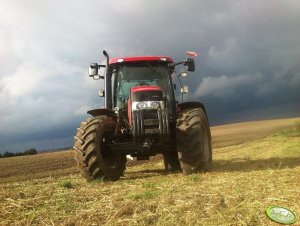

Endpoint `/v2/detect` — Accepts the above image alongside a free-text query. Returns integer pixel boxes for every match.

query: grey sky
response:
[0,0,300,152]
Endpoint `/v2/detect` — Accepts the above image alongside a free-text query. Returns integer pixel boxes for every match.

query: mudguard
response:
[87,108,116,118]
[177,101,209,125]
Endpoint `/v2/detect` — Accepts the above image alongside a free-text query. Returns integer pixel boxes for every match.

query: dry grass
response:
[0,118,300,225]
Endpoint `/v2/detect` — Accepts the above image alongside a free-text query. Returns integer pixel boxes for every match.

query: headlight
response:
[150,102,160,109]
[136,102,147,109]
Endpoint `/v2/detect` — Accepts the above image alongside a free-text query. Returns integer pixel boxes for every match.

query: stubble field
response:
[0,117,299,225]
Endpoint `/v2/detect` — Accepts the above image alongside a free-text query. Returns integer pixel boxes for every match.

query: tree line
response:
[0,148,38,158]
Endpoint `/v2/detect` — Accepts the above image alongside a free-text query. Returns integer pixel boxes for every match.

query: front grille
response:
[144,110,158,119]
[144,119,159,126]
[132,109,169,138]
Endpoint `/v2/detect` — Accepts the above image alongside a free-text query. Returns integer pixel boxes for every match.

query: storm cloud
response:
[0,0,300,152]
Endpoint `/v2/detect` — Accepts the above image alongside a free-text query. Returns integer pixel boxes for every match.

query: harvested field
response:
[0,151,78,184]
[0,117,299,225]
[211,117,300,148]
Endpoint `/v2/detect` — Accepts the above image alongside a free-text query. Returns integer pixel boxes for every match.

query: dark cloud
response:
[0,0,300,152]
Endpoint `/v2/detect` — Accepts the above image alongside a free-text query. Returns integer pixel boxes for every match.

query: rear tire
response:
[73,116,126,181]
[176,107,212,175]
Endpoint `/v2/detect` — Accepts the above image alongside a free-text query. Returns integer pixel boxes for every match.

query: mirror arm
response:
[170,59,193,68]
[170,61,185,68]
[90,64,105,69]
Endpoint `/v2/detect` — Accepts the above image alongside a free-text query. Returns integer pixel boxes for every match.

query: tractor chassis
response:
[105,140,174,156]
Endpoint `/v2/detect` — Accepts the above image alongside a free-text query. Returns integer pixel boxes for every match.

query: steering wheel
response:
[136,82,149,86]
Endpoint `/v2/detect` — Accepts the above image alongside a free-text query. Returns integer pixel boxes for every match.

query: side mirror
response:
[89,63,99,77]
[180,85,189,94]
[89,63,105,79]
[184,58,195,72]
[179,72,188,77]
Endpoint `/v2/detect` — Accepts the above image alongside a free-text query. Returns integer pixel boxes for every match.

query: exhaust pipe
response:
[103,50,112,109]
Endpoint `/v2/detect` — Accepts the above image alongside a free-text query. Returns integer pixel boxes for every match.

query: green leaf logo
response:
[266,206,297,224]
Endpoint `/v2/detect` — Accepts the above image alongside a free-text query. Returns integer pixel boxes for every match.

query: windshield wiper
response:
[145,63,163,77]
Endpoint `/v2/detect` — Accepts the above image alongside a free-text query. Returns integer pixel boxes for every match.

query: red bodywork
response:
[109,56,173,65]
[128,85,162,125]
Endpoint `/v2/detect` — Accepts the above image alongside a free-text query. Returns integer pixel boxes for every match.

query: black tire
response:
[176,107,212,175]
[73,116,126,181]
[163,151,181,172]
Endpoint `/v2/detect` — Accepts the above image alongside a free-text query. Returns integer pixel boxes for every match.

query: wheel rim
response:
[101,131,121,169]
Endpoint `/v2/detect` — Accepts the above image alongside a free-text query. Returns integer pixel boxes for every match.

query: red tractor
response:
[74,50,212,181]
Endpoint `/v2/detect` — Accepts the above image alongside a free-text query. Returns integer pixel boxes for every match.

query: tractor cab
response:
[110,57,175,111]
[109,57,177,141]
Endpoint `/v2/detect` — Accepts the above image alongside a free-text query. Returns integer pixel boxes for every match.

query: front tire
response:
[163,151,181,172]
[73,116,126,181]
[176,107,212,175]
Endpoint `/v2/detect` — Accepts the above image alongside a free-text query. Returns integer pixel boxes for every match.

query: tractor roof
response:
[109,56,173,65]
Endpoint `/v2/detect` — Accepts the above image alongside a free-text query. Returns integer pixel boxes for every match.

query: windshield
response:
[112,62,174,110]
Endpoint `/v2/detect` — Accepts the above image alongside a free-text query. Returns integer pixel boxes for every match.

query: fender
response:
[177,101,210,125]
[87,108,116,118]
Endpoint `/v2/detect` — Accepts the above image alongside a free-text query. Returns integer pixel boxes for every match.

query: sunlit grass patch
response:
[186,173,202,182]
[273,122,300,138]
[60,180,74,189]
[293,120,300,132]
[90,177,105,185]
[142,181,158,189]
[127,189,159,200]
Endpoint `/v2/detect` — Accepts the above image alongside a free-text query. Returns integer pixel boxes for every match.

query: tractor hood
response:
[130,86,163,102]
